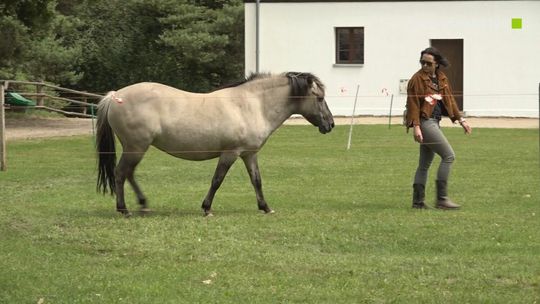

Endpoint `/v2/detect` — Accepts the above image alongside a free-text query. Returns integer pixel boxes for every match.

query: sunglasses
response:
[420,60,435,67]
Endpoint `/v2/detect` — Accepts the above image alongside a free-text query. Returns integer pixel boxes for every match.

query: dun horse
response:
[96,72,334,216]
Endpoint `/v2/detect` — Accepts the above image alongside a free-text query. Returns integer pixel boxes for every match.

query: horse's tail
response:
[96,92,117,195]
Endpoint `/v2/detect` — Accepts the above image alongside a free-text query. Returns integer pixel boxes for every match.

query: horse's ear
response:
[309,76,322,94]
[310,82,320,96]
[302,74,317,94]
[308,74,325,96]
[306,75,314,85]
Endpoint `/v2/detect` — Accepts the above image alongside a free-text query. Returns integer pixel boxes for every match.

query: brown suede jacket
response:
[405,69,462,129]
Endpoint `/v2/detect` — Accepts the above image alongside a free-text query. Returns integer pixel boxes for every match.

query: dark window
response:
[335,27,364,64]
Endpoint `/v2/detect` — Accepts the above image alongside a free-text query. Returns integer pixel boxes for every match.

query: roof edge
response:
[245,0,517,3]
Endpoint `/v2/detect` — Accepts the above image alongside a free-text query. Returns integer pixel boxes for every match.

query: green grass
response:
[1,125,539,303]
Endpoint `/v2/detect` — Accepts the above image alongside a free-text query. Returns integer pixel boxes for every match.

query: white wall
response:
[245,1,540,117]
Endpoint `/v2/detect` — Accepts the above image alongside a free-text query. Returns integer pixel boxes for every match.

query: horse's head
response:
[287,72,335,134]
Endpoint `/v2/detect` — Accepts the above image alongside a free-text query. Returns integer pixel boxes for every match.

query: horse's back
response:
[112,82,226,118]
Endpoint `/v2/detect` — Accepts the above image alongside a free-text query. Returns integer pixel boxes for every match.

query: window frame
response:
[335,27,365,65]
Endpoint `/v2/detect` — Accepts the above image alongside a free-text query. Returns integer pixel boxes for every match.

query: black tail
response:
[96,93,116,195]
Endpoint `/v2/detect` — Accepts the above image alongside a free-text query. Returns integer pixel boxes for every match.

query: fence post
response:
[346,85,360,150]
[82,96,88,115]
[388,94,394,129]
[1,82,6,171]
[36,83,44,106]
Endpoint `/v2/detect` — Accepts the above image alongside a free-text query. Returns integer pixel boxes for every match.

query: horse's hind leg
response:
[127,170,149,212]
[201,153,238,216]
[115,150,147,215]
[241,153,273,214]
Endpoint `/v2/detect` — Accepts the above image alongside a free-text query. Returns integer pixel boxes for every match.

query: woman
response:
[405,47,472,209]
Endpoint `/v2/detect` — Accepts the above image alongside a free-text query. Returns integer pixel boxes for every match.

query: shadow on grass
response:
[78,206,270,219]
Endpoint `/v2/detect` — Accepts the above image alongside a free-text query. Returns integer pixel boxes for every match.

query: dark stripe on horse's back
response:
[211,72,272,91]
[213,72,325,100]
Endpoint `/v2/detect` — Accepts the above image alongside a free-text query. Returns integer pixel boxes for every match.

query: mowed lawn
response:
[0,125,538,303]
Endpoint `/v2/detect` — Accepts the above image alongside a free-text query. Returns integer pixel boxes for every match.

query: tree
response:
[75,0,244,93]
[158,0,244,91]
[0,0,245,93]
[0,0,82,84]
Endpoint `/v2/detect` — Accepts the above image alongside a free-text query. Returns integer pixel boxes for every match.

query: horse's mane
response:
[214,72,325,98]
[284,72,325,98]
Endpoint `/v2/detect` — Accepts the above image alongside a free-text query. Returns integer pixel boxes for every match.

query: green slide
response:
[5,92,36,106]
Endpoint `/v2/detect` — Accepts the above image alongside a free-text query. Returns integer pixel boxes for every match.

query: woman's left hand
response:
[460,121,472,134]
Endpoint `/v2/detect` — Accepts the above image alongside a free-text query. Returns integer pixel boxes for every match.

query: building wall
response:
[245,1,540,117]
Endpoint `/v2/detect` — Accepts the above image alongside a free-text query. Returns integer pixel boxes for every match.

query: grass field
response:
[1,125,539,303]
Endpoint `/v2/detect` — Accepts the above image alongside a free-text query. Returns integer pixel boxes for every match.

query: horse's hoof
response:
[203,209,214,217]
[261,208,275,214]
[117,209,131,217]
[139,207,152,214]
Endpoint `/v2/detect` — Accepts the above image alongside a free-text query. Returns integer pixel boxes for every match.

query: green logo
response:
[512,18,522,29]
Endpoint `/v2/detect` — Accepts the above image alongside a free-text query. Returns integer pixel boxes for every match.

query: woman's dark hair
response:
[420,47,450,68]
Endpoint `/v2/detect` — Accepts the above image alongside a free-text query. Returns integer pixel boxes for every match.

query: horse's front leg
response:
[201,153,238,216]
[241,153,273,214]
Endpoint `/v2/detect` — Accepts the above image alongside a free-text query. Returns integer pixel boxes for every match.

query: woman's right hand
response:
[414,125,423,143]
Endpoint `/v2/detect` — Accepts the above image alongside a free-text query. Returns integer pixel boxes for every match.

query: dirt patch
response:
[5,117,94,141]
[3,116,538,141]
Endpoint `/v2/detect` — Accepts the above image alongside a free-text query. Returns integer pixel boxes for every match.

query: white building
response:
[244,0,540,117]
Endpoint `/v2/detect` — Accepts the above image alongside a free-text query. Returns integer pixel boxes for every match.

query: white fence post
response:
[346,85,360,150]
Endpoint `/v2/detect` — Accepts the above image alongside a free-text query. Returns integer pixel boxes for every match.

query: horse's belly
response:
[152,121,266,161]
[152,136,241,161]
[165,150,221,161]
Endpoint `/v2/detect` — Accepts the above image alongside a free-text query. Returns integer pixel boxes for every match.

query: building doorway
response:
[430,39,464,111]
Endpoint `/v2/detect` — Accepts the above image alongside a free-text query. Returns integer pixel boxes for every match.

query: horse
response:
[96,72,334,216]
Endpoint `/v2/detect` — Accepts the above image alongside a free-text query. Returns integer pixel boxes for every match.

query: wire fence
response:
[1,82,539,171]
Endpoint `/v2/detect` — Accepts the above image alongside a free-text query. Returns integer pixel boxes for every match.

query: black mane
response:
[284,72,325,98]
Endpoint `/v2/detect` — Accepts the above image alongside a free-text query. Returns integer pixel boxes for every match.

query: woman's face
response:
[420,53,437,75]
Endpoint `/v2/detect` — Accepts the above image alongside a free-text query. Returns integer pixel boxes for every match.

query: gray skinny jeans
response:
[414,118,455,185]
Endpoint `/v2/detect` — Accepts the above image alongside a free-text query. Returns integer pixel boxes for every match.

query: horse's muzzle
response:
[318,119,335,134]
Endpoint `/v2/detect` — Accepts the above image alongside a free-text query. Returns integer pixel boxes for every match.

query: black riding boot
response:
[436,180,460,209]
[412,183,428,209]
